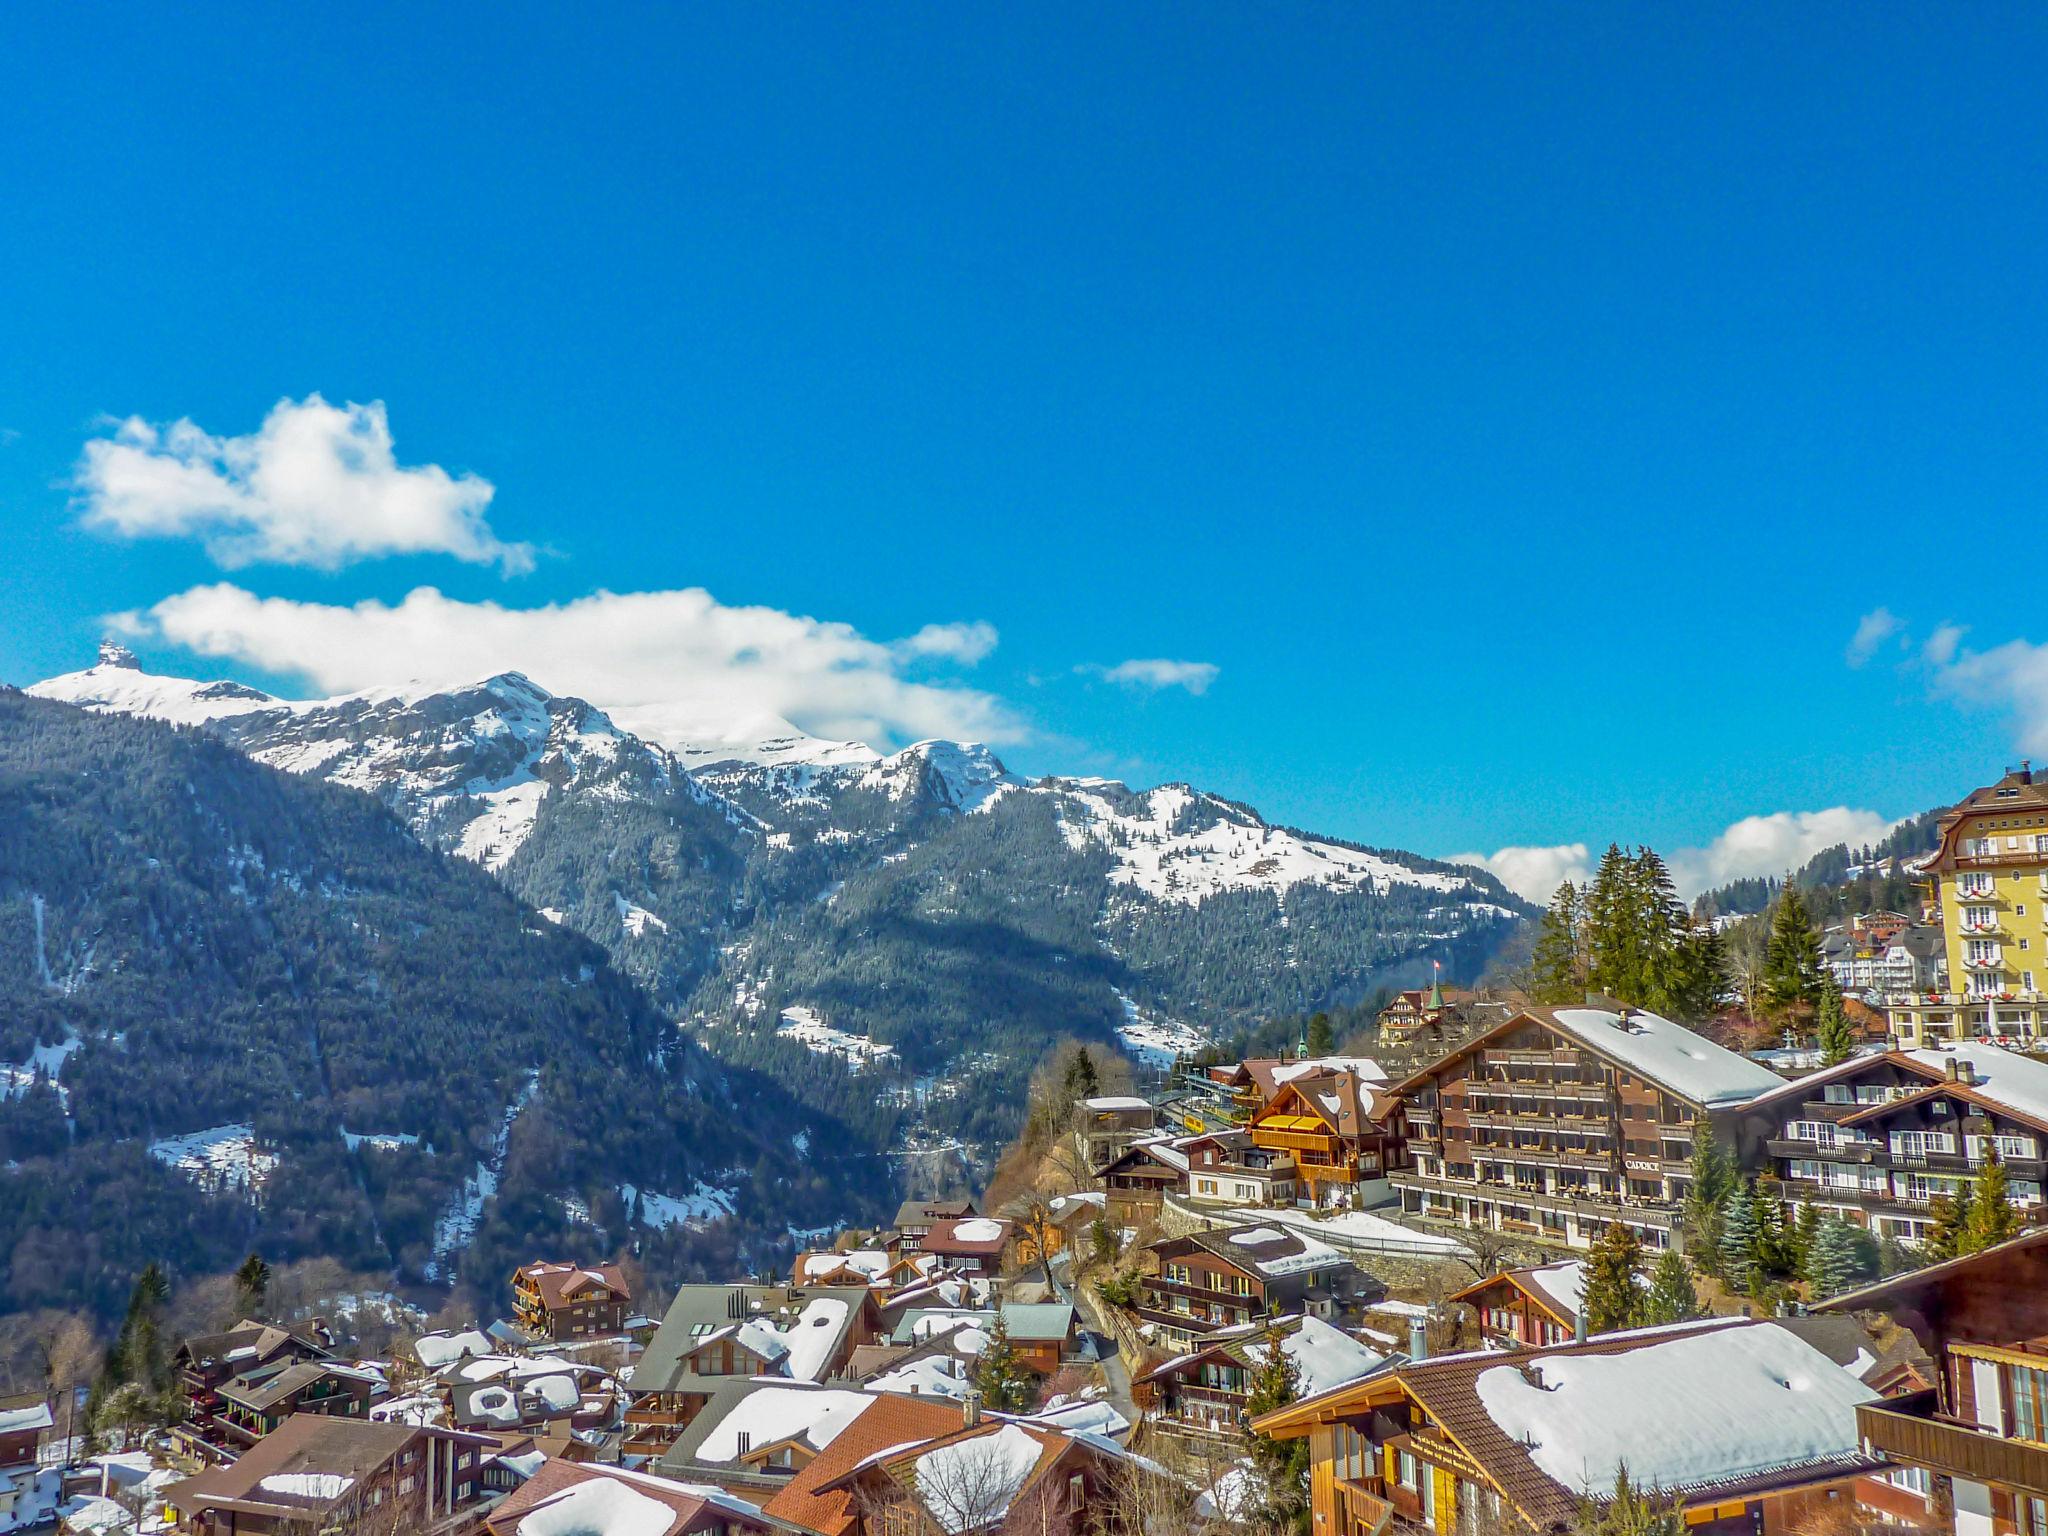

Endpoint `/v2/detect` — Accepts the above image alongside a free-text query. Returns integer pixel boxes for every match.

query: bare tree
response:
[1450,1227,1524,1281]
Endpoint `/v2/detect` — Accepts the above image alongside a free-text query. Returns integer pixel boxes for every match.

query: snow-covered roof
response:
[1470,1321,1877,1497]
[413,1329,492,1368]
[695,1387,875,1461]
[1204,1224,1348,1278]
[1546,1007,1787,1107]
[1081,1095,1151,1111]
[0,1401,54,1434]
[914,1423,1044,1534]
[869,1355,975,1400]
[1258,1316,1390,1398]
[950,1218,1005,1243]
[1518,1260,1589,1321]
[1904,1042,2048,1127]
[516,1477,674,1536]
[1273,1056,1389,1087]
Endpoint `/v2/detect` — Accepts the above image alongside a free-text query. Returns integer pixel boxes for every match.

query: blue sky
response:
[4,5,2047,898]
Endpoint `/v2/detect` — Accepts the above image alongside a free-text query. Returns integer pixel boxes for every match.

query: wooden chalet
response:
[210,1361,380,1450]
[171,1319,335,1458]
[510,1261,631,1341]
[1248,1067,1404,1205]
[163,1414,498,1536]
[1095,1135,1190,1221]
[1819,1228,2048,1536]
[891,1197,979,1251]
[1181,1129,1297,1207]
[0,1394,52,1473]
[1254,1317,1889,1536]
[918,1216,1013,1276]
[1137,1223,1377,1351]
[1446,1260,1590,1348]
[1140,1314,1389,1445]
[1390,1003,1787,1253]
[1743,1043,2048,1247]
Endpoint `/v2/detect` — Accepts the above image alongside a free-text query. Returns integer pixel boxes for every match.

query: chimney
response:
[736,1430,751,1457]
[1957,1060,1978,1087]
[962,1391,983,1428]
[1409,1319,1428,1363]
[1946,1058,1961,1082]
[1574,1309,1588,1345]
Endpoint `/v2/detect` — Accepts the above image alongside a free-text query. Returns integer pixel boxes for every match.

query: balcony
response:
[1334,1477,1395,1536]
[1857,1390,2048,1498]
[1252,1124,1344,1155]
[1768,1138,1879,1163]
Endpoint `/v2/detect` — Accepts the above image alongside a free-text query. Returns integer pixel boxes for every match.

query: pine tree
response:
[1720,1186,1758,1292]
[1924,1189,1971,1262]
[1661,919,1726,1026]
[1577,1468,1686,1536]
[1060,1047,1101,1105]
[1643,1250,1701,1324]
[1760,887,1824,1018]
[233,1252,272,1316]
[971,1315,1036,1412]
[1306,1012,1336,1055]
[1805,1218,1874,1299]
[1752,1181,1793,1277]
[1532,883,1586,1005]
[1815,975,1856,1067]
[1681,1121,1735,1273]
[1244,1322,1310,1534]
[1583,1221,1645,1334]
[1792,1202,1821,1281]
[1964,1147,2021,1254]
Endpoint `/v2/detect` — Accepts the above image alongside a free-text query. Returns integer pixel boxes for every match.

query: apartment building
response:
[1390,1004,1786,1252]
[1751,1042,2048,1245]
[1888,766,2048,1046]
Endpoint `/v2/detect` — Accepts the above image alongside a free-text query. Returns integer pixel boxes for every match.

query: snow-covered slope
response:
[31,652,739,871]
[1051,779,1480,906]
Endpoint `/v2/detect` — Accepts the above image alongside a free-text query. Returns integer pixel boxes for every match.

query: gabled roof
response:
[1256,1318,1878,1530]
[216,1360,359,1413]
[1447,1260,1589,1328]
[760,1393,971,1536]
[487,1455,805,1536]
[921,1217,1012,1256]
[1391,1006,1785,1110]
[166,1415,492,1521]
[637,1287,878,1394]
[1093,1133,1194,1179]
[1142,1315,1392,1398]
[1172,1223,1351,1280]
[515,1261,630,1310]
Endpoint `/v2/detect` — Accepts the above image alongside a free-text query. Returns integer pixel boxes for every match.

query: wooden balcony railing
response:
[1857,1391,2048,1497]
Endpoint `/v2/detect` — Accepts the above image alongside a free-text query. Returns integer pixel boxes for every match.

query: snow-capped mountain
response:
[27,648,1532,1170]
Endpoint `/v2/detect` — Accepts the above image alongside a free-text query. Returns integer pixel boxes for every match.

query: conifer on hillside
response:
[1643,1249,1701,1325]
[1815,975,1856,1067]
[1584,1221,1645,1334]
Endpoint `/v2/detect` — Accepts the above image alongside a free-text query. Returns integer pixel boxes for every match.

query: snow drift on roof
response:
[1548,1008,1786,1107]
[1471,1322,1876,1496]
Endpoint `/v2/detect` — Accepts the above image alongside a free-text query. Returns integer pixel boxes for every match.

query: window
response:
[2012,1362,2048,1443]
[1398,1450,1420,1491]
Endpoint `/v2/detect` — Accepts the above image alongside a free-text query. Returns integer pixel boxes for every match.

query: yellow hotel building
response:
[1889,765,2048,1046]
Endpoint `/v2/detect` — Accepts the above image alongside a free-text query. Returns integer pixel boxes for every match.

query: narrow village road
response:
[1074,1281,1141,1430]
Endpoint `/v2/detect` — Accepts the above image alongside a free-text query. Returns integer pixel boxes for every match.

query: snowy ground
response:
[623,1181,738,1231]
[426,1072,539,1280]
[613,892,669,937]
[776,1005,895,1065]
[148,1125,278,1192]
[1221,1205,1469,1257]
[1113,992,1207,1067]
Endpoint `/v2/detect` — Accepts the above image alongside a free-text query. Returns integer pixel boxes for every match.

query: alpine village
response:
[11,754,2048,1536]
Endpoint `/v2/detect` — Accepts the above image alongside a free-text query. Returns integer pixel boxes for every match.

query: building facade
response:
[1821,1231,2048,1536]
[1390,1004,1786,1253]
[1888,767,2048,1046]
[1752,1044,2048,1245]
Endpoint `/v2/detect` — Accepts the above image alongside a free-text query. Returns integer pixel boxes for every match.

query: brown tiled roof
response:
[760,1394,969,1536]
[166,1416,425,1518]
[517,1261,630,1309]
[485,1457,792,1535]
[921,1218,1011,1257]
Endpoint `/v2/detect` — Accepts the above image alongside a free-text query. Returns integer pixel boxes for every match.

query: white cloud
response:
[1449,844,1591,904]
[1925,631,2048,755]
[120,582,1022,752]
[894,621,999,665]
[1085,658,1220,695]
[1845,607,1903,667]
[1666,807,1901,896]
[1457,807,1900,904]
[1923,622,1967,669]
[75,395,532,574]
